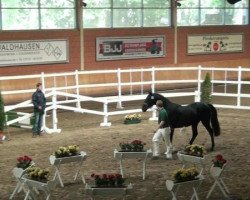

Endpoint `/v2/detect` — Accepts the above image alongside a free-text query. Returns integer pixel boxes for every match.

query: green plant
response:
[201,72,212,103]
[91,173,125,187]
[0,91,6,132]
[54,145,80,158]
[26,166,50,182]
[184,144,206,157]
[119,140,146,152]
[172,167,199,182]
[124,113,141,121]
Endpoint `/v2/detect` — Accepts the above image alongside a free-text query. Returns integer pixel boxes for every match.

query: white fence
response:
[1,66,250,133]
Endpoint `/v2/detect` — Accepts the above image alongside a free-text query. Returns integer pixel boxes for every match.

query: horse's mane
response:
[153,92,180,109]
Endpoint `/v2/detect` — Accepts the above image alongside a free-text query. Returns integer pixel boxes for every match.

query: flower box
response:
[124,114,141,124]
[49,151,87,187]
[85,183,133,196]
[166,176,204,190]
[124,119,141,124]
[21,177,57,199]
[114,149,152,180]
[49,151,87,165]
[119,140,146,152]
[177,152,206,165]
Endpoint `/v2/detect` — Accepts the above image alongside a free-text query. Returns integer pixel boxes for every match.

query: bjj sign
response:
[96,36,165,61]
[0,39,68,67]
[187,34,243,55]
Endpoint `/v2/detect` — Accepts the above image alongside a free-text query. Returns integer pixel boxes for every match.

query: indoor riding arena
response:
[0,0,250,200]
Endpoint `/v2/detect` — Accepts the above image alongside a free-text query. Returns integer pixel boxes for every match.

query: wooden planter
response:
[177,152,207,175]
[22,178,57,200]
[124,119,141,124]
[85,183,133,199]
[206,164,230,199]
[49,151,87,187]
[166,176,205,200]
[114,149,152,180]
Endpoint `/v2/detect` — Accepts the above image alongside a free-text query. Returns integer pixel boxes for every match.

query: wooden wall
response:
[0,26,250,104]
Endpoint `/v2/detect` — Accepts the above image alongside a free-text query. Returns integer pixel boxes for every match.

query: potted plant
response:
[26,166,50,183]
[119,140,146,152]
[172,167,199,183]
[210,154,227,177]
[183,144,206,157]
[16,155,33,170]
[201,72,212,103]
[90,173,125,188]
[54,144,80,158]
[124,113,141,124]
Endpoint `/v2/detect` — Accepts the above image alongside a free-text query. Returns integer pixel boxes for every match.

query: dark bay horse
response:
[142,92,220,151]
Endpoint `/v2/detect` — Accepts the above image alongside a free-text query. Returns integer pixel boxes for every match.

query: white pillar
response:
[237,66,242,107]
[116,68,123,109]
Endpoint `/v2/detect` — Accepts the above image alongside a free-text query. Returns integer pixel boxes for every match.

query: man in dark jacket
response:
[32,83,46,136]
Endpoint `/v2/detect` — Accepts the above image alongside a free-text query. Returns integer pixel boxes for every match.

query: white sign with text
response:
[187,34,243,55]
[0,39,69,67]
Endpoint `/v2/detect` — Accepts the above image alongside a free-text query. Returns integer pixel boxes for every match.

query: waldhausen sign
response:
[0,39,68,67]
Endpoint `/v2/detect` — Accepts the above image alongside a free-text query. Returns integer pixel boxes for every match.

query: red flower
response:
[216,154,223,160]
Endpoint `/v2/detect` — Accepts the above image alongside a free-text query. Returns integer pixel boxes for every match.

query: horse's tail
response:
[208,104,220,136]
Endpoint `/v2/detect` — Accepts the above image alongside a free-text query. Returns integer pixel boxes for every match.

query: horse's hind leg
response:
[189,124,198,145]
[201,120,215,151]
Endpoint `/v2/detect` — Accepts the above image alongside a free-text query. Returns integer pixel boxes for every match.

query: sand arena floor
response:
[0,95,250,200]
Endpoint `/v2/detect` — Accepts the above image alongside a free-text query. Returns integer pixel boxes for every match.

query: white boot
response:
[165,147,172,159]
[152,141,160,157]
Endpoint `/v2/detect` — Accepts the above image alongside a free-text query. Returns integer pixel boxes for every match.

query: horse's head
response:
[142,92,157,112]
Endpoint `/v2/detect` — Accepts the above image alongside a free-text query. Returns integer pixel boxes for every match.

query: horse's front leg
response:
[170,128,174,144]
[189,124,198,145]
[163,127,173,159]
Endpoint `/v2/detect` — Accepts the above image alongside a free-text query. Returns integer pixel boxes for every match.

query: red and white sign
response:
[187,34,243,55]
[96,36,165,61]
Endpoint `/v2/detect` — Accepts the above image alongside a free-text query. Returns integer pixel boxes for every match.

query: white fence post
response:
[117,68,123,109]
[141,69,144,94]
[41,72,47,131]
[43,90,61,134]
[100,99,111,127]
[195,65,202,102]
[150,67,157,120]
[237,66,242,107]
[75,70,81,109]
[151,67,155,93]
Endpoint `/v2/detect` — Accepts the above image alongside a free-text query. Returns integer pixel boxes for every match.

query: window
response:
[83,0,171,28]
[177,0,249,26]
[0,0,248,30]
[0,0,75,30]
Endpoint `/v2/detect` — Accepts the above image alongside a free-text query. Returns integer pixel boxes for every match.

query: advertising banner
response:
[0,39,68,67]
[187,34,243,55]
[96,36,165,61]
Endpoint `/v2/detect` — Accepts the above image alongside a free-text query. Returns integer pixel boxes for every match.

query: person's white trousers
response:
[152,127,172,159]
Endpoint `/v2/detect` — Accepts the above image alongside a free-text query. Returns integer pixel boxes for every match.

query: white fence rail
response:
[1,66,250,133]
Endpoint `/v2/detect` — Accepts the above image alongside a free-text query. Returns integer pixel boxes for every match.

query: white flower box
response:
[114,149,152,180]
[85,183,133,197]
[49,151,87,187]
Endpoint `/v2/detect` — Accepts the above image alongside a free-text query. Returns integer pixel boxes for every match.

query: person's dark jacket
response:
[32,90,46,113]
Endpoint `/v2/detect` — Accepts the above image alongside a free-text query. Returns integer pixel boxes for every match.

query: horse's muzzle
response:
[142,103,148,112]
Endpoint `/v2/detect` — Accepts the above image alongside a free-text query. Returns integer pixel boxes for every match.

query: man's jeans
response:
[32,112,43,135]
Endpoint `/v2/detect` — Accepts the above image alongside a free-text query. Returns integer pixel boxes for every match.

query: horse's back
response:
[169,102,211,128]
